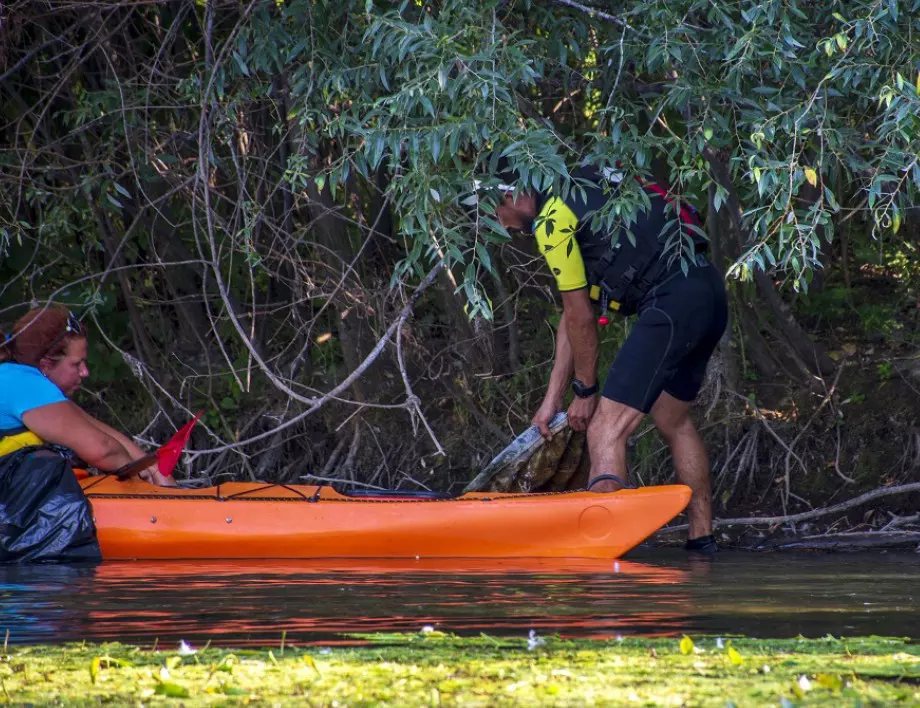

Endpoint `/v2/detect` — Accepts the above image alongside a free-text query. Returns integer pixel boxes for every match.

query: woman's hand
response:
[138,462,178,487]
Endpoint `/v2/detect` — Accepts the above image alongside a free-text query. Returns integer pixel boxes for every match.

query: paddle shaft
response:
[111,453,158,480]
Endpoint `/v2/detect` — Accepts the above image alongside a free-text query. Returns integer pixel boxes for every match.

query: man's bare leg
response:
[650,391,712,540]
[585,396,644,492]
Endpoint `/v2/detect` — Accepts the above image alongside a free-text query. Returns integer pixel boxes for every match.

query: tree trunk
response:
[703,146,834,377]
[706,182,741,392]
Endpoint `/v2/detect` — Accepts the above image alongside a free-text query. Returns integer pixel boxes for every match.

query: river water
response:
[1,550,917,648]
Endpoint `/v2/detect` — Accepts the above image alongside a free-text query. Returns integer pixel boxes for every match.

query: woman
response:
[0,305,174,486]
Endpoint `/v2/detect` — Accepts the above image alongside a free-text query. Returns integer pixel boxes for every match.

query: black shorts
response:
[602,260,728,413]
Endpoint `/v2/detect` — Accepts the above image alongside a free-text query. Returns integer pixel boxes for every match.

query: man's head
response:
[495,190,538,233]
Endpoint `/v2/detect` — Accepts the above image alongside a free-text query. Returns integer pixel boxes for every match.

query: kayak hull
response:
[79,477,691,560]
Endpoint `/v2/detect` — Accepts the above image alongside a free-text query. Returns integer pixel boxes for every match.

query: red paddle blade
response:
[155,411,203,476]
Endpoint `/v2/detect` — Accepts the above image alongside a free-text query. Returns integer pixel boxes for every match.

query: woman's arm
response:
[73,408,177,486]
[22,401,136,471]
[75,407,147,459]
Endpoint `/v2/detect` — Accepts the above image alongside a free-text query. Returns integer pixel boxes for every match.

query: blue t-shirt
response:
[0,363,67,431]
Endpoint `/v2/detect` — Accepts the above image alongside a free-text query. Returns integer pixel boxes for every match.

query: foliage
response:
[2,633,918,705]
[0,0,919,496]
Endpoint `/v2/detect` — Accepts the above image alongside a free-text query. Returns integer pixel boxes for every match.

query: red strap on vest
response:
[634,176,700,226]
[609,160,699,226]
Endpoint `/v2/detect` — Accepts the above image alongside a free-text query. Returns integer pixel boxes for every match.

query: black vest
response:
[556,176,707,316]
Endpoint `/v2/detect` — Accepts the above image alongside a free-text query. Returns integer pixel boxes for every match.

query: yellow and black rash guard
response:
[533,179,700,310]
[534,197,587,292]
[534,181,636,303]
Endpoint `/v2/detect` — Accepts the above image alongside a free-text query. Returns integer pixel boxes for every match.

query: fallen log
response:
[658,482,920,534]
[753,531,920,552]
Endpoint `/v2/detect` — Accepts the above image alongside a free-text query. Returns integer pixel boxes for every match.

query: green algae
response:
[1,633,917,706]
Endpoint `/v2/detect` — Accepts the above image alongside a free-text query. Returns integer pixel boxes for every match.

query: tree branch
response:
[659,482,920,533]
[196,262,444,455]
[549,0,636,33]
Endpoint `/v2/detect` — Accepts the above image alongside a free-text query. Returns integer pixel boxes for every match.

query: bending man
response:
[495,171,728,553]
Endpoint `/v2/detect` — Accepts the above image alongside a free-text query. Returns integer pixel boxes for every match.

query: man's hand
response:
[567,394,598,432]
[532,396,563,438]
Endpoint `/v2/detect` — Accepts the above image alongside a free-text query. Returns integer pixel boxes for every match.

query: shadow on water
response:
[1,550,917,648]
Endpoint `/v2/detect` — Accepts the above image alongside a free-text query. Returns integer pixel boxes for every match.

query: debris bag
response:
[464,412,591,493]
[0,447,101,563]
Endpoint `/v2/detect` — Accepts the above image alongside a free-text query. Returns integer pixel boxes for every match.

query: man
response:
[494,169,728,554]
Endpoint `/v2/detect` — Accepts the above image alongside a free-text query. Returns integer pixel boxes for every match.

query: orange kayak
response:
[79,476,691,560]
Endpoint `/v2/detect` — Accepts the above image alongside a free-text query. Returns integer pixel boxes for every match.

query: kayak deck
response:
[80,477,691,560]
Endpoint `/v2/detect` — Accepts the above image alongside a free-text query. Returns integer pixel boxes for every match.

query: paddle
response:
[113,411,203,480]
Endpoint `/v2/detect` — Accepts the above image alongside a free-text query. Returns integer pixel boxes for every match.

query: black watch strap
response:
[571,378,599,398]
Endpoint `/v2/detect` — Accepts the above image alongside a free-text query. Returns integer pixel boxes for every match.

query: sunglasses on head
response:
[41,310,84,360]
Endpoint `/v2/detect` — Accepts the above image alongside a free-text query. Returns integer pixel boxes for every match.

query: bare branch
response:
[197,262,444,454]
[659,482,920,533]
[549,0,635,32]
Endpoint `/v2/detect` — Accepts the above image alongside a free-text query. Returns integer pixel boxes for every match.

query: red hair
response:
[0,306,87,367]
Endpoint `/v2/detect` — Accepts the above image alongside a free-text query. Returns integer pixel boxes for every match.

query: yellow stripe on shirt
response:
[534,197,588,292]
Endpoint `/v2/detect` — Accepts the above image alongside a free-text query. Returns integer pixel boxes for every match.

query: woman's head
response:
[0,306,89,395]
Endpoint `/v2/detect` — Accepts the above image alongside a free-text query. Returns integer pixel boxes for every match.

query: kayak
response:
[79,476,691,560]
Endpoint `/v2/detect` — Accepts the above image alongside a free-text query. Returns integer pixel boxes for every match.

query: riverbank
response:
[2,633,917,705]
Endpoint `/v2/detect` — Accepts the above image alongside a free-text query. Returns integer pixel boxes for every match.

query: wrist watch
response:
[571,377,599,398]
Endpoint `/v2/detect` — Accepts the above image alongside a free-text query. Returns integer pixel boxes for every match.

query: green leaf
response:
[475,242,493,273]
[89,657,100,684]
[480,216,509,238]
[220,685,249,696]
[156,681,191,698]
[232,51,250,76]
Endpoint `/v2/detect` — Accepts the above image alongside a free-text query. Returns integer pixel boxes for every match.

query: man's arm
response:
[561,289,599,387]
[559,289,600,433]
[543,310,575,407]
[533,289,600,436]
[532,307,576,436]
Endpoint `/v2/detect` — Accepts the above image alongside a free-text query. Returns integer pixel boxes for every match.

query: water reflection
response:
[1,551,917,647]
